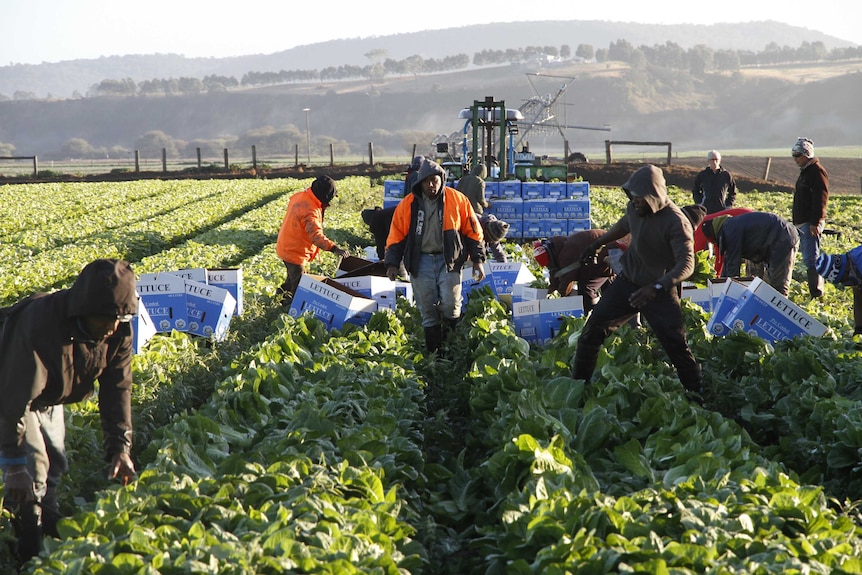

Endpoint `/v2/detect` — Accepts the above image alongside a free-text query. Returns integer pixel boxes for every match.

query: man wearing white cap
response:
[791,137,829,298]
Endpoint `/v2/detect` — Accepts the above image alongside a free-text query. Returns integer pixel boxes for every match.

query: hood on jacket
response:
[67,258,138,320]
[469,164,487,179]
[412,158,446,194]
[703,214,732,240]
[622,164,669,214]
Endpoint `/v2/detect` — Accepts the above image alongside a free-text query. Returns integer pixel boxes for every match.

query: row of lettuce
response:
[1,177,862,573]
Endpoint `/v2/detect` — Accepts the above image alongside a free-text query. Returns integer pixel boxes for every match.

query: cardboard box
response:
[568,219,591,234]
[131,297,157,353]
[497,180,522,198]
[706,277,752,335]
[169,268,208,283]
[567,182,590,198]
[332,275,400,310]
[207,268,244,316]
[544,182,567,199]
[523,198,558,220]
[336,255,388,278]
[513,296,584,344]
[484,181,499,199]
[289,274,378,330]
[486,198,524,221]
[461,262,496,303]
[521,181,545,199]
[182,279,236,341]
[136,272,189,333]
[512,285,548,303]
[384,180,404,198]
[488,262,536,295]
[557,199,591,219]
[724,277,827,341]
[682,285,711,313]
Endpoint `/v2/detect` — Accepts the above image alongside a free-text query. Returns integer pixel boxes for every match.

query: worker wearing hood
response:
[571,165,704,402]
[456,163,488,215]
[0,258,139,562]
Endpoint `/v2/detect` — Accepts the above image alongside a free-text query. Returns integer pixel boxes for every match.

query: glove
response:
[331,246,349,259]
[580,243,599,267]
[386,266,399,282]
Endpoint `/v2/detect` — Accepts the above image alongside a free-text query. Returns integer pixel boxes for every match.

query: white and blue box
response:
[332,275,401,311]
[544,182,567,199]
[207,268,244,316]
[546,220,567,237]
[484,181,499,199]
[522,218,547,239]
[706,278,751,335]
[523,198,558,220]
[567,181,590,198]
[568,219,591,234]
[182,278,236,341]
[488,262,536,296]
[486,198,524,222]
[682,285,711,313]
[497,180,522,198]
[724,277,827,342]
[558,199,591,219]
[384,180,405,199]
[521,181,545,199]
[168,268,208,283]
[512,285,548,303]
[131,297,157,354]
[513,296,584,345]
[136,272,189,333]
[460,262,496,303]
[289,274,378,330]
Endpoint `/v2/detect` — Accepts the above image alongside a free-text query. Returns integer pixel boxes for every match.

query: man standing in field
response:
[692,150,737,214]
[791,137,829,298]
[276,176,350,306]
[571,165,705,402]
[0,258,139,563]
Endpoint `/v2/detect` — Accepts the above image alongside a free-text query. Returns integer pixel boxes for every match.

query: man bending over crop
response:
[0,259,139,563]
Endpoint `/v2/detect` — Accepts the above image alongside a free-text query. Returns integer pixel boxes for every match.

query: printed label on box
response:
[137,272,188,333]
[289,274,378,330]
[724,277,827,341]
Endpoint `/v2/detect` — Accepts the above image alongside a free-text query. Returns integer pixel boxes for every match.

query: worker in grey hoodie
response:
[571,164,704,402]
[456,163,488,215]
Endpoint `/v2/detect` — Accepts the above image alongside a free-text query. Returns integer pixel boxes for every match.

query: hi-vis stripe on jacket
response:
[385,186,485,275]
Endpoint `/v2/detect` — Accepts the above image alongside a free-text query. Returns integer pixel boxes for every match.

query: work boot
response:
[806,267,824,298]
[12,501,43,562]
[424,325,443,355]
[853,286,862,335]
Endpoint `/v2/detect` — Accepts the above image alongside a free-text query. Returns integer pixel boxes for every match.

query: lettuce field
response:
[3,176,862,574]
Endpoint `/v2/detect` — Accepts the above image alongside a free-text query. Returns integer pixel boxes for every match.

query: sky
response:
[1,0,858,66]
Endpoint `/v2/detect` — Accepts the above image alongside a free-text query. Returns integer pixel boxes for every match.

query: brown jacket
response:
[0,260,136,463]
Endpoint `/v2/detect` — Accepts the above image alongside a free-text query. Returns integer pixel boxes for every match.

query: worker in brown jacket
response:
[0,259,139,563]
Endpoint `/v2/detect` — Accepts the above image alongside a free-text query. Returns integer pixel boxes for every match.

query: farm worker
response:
[692,149,737,214]
[478,214,510,263]
[0,258,139,563]
[791,137,829,298]
[384,157,486,355]
[815,247,862,334]
[361,205,397,261]
[404,155,424,198]
[275,175,350,306]
[571,165,706,402]
[532,229,624,314]
[700,211,799,297]
[456,163,488,215]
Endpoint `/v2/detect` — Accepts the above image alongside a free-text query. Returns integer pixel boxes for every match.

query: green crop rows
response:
[3,177,862,573]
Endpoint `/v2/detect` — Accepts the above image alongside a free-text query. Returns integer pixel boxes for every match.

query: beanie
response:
[792,137,814,159]
[816,253,845,284]
[681,204,707,229]
[311,176,337,205]
[533,240,550,267]
[484,217,510,242]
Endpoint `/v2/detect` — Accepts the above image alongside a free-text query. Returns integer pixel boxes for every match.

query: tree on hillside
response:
[576,44,595,61]
[60,138,96,159]
[560,44,571,59]
[0,142,15,156]
[136,131,180,159]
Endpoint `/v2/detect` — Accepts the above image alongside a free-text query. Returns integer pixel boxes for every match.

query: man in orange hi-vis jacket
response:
[384,158,486,355]
[276,176,349,306]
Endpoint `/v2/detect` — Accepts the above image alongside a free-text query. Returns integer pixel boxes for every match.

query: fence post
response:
[197,147,202,169]
[368,142,374,165]
[295,145,299,168]
[605,140,612,164]
[223,148,229,170]
[666,143,672,166]
[33,156,38,177]
[763,158,772,181]
[162,149,167,172]
[134,150,140,173]
[252,145,257,170]
[329,144,334,166]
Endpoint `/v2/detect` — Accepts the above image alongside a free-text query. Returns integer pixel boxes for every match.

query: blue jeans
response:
[797,222,824,269]
[411,253,462,328]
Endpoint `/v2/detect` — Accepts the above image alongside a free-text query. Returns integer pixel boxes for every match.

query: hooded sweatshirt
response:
[608,165,695,290]
[0,259,137,464]
[456,163,488,215]
[385,158,485,275]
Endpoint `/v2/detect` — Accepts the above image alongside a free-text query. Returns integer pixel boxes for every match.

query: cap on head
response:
[311,175,337,204]
[68,258,137,321]
[483,216,510,242]
[533,240,550,267]
[792,137,814,159]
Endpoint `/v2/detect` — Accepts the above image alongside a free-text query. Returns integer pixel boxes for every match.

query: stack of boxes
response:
[135,268,243,350]
[482,180,591,240]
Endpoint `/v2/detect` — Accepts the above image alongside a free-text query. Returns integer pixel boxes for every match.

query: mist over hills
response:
[0,20,859,160]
